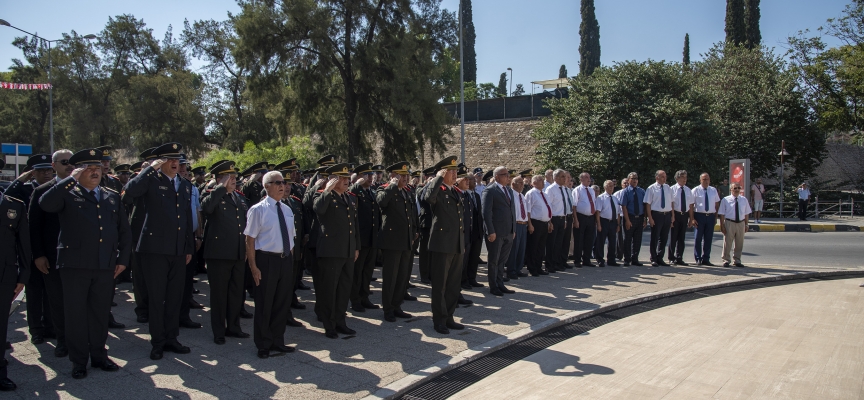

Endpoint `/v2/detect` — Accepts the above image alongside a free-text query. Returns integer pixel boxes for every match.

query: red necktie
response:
[540,192,552,219]
[519,194,526,219]
[586,187,595,214]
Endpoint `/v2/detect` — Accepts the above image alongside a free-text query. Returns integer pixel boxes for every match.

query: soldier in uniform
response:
[0,158,31,392]
[123,142,195,360]
[123,148,158,323]
[38,148,131,379]
[111,164,133,283]
[240,162,270,206]
[94,146,124,194]
[416,167,436,285]
[348,163,380,312]
[302,156,335,320]
[271,161,309,316]
[376,162,418,322]
[177,156,204,328]
[191,166,207,188]
[461,171,484,290]
[520,170,533,195]
[423,156,465,335]
[314,163,360,338]
[454,165,474,306]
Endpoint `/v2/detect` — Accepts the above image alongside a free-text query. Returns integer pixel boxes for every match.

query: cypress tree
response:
[461,0,477,83]
[579,0,601,76]
[683,34,691,65]
[497,72,508,97]
[745,0,761,49]
[725,0,745,45]
[559,64,568,79]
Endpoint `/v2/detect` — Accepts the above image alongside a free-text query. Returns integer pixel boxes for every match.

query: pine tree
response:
[461,0,477,83]
[579,0,601,76]
[512,84,525,96]
[744,0,761,49]
[559,64,568,78]
[497,72,508,97]
[683,33,691,65]
[725,0,746,45]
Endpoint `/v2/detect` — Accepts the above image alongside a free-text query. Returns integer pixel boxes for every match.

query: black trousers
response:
[798,199,808,220]
[381,249,412,314]
[59,268,113,367]
[140,253,186,348]
[594,218,617,263]
[616,217,626,260]
[350,246,376,305]
[42,266,66,345]
[559,214,573,266]
[291,255,305,305]
[526,219,549,273]
[576,213,596,264]
[418,228,432,281]
[669,211,689,261]
[429,251,462,326]
[25,265,52,336]
[0,282,16,379]
[252,251,292,350]
[207,259,244,338]
[649,211,672,262]
[132,252,149,318]
[546,216,565,270]
[623,214,644,263]
[316,256,354,331]
[461,236,482,285]
[180,251,198,322]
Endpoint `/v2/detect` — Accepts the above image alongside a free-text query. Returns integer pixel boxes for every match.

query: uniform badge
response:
[6,209,17,219]
[186,187,191,194]
[109,197,116,205]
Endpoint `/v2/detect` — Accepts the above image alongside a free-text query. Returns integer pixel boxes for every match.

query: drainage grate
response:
[398,275,853,400]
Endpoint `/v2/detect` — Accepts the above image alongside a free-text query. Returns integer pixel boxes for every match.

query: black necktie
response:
[634,189,641,216]
[734,197,740,223]
[609,195,616,219]
[275,203,292,255]
[680,187,686,213]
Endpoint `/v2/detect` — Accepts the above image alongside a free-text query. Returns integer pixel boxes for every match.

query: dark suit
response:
[481,183,516,291]
[285,194,306,307]
[0,195,31,381]
[200,185,247,338]
[349,183,379,306]
[423,176,464,326]
[123,167,194,349]
[417,185,433,282]
[376,183,417,315]
[28,179,66,347]
[462,190,483,286]
[314,190,360,330]
[122,190,149,318]
[39,179,131,368]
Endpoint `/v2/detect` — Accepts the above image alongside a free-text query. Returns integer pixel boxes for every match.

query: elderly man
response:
[594,180,620,267]
[718,183,752,268]
[613,178,629,261]
[244,170,296,358]
[620,172,646,266]
[544,169,554,189]
[482,166,516,296]
[644,170,674,267]
[572,172,597,267]
[544,169,570,273]
[669,170,695,265]
[506,176,529,279]
[691,173,721,266]
[525,175,553,276]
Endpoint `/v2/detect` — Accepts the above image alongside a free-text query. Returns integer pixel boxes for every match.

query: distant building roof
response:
[531,78,570,89]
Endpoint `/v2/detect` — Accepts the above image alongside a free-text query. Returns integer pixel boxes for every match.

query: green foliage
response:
[512,83,525,96]
[725,0,746,45]
[194,137,318,171]
[745,0,761,49]
[559,64,568,79]
[460,0,477,83]
[496,72,508,97]
[579,0,601,76]
[683,34,691,65]
[477,82,497,99]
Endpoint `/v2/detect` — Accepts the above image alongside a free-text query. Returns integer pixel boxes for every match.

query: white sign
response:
[5,155,27,165]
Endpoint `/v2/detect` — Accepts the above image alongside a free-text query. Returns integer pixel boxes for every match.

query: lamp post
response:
[458,2,465,163]
[778,140,790,218]
[507,67,513,97]
[0,19,96,153]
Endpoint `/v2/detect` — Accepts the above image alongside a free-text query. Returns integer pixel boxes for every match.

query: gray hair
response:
[532,175,544,184]
[493,166,508,177]
[604,180,615,188]
[511,177,523,187]
[579,172,590,180]
[627,172,639,179]
[262,171,284,185]
[545,169,554,176]
[52,149,73,162]
[553,169,567,179]
[655,170,666,178]
[674,170,687,180]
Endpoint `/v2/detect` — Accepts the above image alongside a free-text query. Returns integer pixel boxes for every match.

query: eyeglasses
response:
[269,181,286,186]
[58,159,70,165]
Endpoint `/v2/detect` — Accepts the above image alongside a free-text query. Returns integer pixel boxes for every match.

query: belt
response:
[257,250,288,258]
[600,217,614,222]
[551,215,565,220]
[727,220,744,224]
[652,210,671,214]
[628,213,643,218]
[516,221,528,225]
[696,212,714,215]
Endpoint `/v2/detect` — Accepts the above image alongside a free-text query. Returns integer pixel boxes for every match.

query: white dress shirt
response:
[718,195,753,222]
[571,184,597,216]
[544,182,569,217]
[512,188,529,222]
[797,188,810,200]
[244,196,296,253]
[525,187,552,222]
[474,183,487,197]
[670,183,694,213]
[644,182,674,212]
[595,192,620,220]
[691,185,721,213]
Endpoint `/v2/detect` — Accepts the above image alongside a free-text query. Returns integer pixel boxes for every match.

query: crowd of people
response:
[0,143,759,391]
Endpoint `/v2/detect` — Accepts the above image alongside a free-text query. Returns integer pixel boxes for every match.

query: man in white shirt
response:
[669,170,695,265]
[644,170,674,267]
[691,173,721,266]
[561,172,575,269]
[796,182,811,221]
[594,180,620,267]
[525,175,553,276]
[544,169,570,273]
[613,178,629,261]
[572,172,598,267]
[473,168,486,196]
[750,178,765,223]
[543,169,554,189]
[505,176,530,279]
[244,171,296,358]
[718,183,752,268]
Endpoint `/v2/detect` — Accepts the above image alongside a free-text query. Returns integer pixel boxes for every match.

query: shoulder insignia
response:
[103,186,118,194]
[381,183,390,188]
[317,189,325,193]
[291,195,301,201]
[347,192,356,197]
[454,187,463,193]
[3,195,23,204]
[440,185,447,191]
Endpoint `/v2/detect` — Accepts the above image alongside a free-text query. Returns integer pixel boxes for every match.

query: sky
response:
[0,0,851,93]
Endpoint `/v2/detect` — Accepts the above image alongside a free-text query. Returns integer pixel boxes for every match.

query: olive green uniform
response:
[422,176,465,327]
[313,190,360,331]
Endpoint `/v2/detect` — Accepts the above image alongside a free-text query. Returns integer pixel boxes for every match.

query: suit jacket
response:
[376,183,417,251]
[469,190,483,241]
[422,176,464,255]
[29,179,62,266]
[313,190,360,259]
[0,195,31,284]
[417,184,433,230]
[39,178,131,270]
[200,184,248,261]
[302,180,325,248]
[460,188,474,247]
[349,183,380,249]
[123,166,194,256]
[481,183,516,237]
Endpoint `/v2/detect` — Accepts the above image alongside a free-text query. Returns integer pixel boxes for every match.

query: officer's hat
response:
[26,154,53,170]
[372,164,385,172]
[281,170,294,183]
[317,154,336,166]
[301,169,314,176]
[151,142,184,159]
[353,163,374,174]
[432,156,459,172]
[191,166,207,176]
[139,147,158,161]
[509,169,518,178]
[520,169,533,178]
[94,145,113,161]
[457,164,470,178]
[422,167,436,176]
[273,158,299,171]
[315,165,330,177]
[325,163,352,177]
[178,154,191,165]
[385,162,410,175]
[240,161,269,177]
[68,149,103,166]
[130,161,144,173]
[473,167,484,174]
[410,170,421,178]
[210,160,237,175]
[482,170,494,182]
[114,164,132,174]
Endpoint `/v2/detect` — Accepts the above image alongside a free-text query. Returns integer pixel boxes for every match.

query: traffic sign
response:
[4,156,27,165]
[1,143,32,155]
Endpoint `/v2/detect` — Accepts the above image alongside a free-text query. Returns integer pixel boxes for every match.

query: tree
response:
[461,0,477,83]
[477,82,496,99]
[579,0,601,76]
[559,64,568,78]
[195,137,319,172]
[512,83,525,96]
[725,0,746,45]
[683,33,691,65]
[496,72,508,97]
[745,0,761,49]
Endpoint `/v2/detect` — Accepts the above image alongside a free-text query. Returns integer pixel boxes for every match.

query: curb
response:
[747,224,860,232]
[364,268,864,400]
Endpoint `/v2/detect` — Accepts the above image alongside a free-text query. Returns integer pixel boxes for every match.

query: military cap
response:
[130,161,144,173]
[385,162,410,175]
[509,169,518,178]
[317,154,336,166]
[210,160,237,175]
[273,158,299,171]
[139,147,158,161]
[240,161,269,178]
[191,166,207,175]
[281,171,293,183]
[482,170,494,182]
[410,170,421,178]
[473,167,484,174]
[178,154,191,165]
[301,169,314,176]
[26,154,53,170]
[94,145,113,161]
[520,169,533,178]
[423,167,436,176]
[457,164,470,178]
[68,148,103,166]
[315,165,330,176]
[114,164,132,174]
[325,163,352,177]
[151,142,184,159]
[372,164,385,172]
[353,163,374,174]
[432,156,459,172]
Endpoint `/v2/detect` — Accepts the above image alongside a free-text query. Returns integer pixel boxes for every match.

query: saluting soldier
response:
[278,169,308,323]
[240,162,269,206]
[94,146,124,194]
[454,165,474,306]
[376,162,418,322]
[38,148,131,379]
[177,155,204,328]
[0,158,32,392]
[423,156,466,335]
[111,165,133,286]
[122,148,158,323]
[302,157,334,317]
[123,142,194,360]
[191,166,207,188]
[416,166,436,284]
[348,163,380,312]
[313,163,360,338]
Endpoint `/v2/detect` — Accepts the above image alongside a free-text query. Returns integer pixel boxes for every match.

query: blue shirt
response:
[191,186,200,231]
[620,186,646,216]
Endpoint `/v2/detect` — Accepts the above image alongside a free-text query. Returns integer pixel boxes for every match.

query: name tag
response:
[74,198,85,202]
[159,186,168,190]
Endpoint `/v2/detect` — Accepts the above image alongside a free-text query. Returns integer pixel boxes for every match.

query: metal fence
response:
[441,89,569,122]
[758,199,862,218]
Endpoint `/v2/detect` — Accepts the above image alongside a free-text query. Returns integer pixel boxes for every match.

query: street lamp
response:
[0,19,96,153]
[507,67,513,96]
[778,140,790,218]
[458,1,465,163]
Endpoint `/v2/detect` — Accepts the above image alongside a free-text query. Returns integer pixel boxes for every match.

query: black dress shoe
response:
[703,261,715,266]
[192,278,199,283]
[477,258,487,264]
[461,283,472,290]
[632,261,644,266]
[500,287,515,294]
[490,289,503,296]
[406,282,416,288]
[470,281,484,287]
[351,304,366,313]
[335,326,356,335]
[0,377,16,391]
[180,320,202,329]
[257,349,269,359]
[189,300,204,309]
[55,343,69,358]
[137,315,149,323]
[225,330,250,338]
[92,359,119,372]
[457,295,473,306]
[71,365,87,379]
[286,318,303,328]
[517,272,528,277]
[502,276,510,282]
[239,309,253,319]
[297,282,311,290]
[651,261,660,267]
[446,321,465,330]
[370,276,378,282]
[582,262,595,267]
[393,310,412,319]
[31,334,45,345]
[598,262,606,268]
[150,347,164,360]
[608,262,620,267]
[506,274,519,280]
[325,329,338,339]
[214,337,226,345]
[270,344,295,353]
[539,270,549,275]
[403,293,417,301]
[722,262,731,268]
[675,260,688,266]
[163,342,191,354]
[361,299,380,309]
[384,314,396,322]
[290,301,306,310]
[657,261,670,266]
[111,301,117,307]
[108,316,125,329]
[434,324,450,334]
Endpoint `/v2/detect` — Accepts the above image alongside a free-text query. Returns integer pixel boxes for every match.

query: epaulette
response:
[440,185,447,191]
[103,186,119,194]
[347,192,356,196]
[381,183,390,188]
[454,187,463,193]
[291,195,301,201]
[3,195,23,204]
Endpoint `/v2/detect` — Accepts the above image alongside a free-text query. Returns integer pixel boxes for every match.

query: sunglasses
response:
[58,159,70,165]
[269,181,286,186]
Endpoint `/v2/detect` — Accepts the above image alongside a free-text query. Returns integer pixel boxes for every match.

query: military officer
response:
[416,166,436,284]
[348,163,380,312]
[114,164,132,187]
[240,162,269,206]
[314,163,360,338]
[423,156,465,335]
[122,147,158,323]
[454,165,474,306]
[191,166,206,187]
[278,169,308,322]
[94,146,124,194]
[302,164,331,320]
[123,142,194,360]
[177,156,204,328]
[376,162,418,322]
[38,148,131,379]
[519,170,533,195]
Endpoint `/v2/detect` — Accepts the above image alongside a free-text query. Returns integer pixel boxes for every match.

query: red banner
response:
[0,82,53,90]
